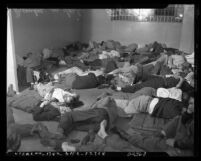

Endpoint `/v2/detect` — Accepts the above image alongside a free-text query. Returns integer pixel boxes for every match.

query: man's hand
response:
[166,138,175,147]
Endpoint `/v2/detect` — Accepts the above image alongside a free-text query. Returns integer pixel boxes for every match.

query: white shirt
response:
[51,88,69,103]
[148,98,159,114]
[156,87,182,102]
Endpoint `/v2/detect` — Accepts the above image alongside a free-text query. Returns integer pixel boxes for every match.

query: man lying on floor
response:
[56,87,193,139]
[107,54,192,88]
[112,71,194,94]
[32,84,81,121]
[61,94,194,156]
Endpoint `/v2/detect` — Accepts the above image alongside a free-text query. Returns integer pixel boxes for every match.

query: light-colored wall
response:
[7,10,18,92]
[81,9,182,48]
[12,10,82,57]
[179,5,194,53]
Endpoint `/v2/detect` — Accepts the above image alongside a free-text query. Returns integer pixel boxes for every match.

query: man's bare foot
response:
[62,142,76,152]
[97,120,108,139]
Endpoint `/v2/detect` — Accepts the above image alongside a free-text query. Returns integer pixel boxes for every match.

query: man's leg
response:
[58,108,108,136]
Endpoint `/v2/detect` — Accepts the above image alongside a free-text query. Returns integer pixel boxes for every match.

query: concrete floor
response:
[13,87,131,151]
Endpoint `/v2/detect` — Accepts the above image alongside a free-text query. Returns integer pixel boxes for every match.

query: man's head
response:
[63,94,74,103]
[187,95,194,114]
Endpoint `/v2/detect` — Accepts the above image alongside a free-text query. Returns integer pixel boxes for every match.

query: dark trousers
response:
[59,108,109,136]
[32,105,61,122]
[121,76,165,93]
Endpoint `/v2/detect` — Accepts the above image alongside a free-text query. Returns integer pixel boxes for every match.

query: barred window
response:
[109,5,184,23]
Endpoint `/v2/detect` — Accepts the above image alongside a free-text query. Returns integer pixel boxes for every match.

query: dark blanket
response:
[151,98,184,119]
[32,105,61,122]
[72,73,98,89]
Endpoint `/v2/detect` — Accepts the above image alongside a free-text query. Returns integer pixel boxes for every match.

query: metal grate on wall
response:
[109,5,184,23]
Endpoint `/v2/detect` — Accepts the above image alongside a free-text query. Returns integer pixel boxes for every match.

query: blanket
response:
[7,89,42,113]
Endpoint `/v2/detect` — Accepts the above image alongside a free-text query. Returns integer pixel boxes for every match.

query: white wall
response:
[7,10,19,92]
[12,10,82,57]
[179,5,194,53]
[81,9,182,48]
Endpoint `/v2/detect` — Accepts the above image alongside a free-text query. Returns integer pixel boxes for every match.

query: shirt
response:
[148,98,159,114]
[157,87,182,101]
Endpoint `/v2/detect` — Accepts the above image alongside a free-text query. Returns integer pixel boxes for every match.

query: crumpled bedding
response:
[99,50,120,59]
[7,89,42,113]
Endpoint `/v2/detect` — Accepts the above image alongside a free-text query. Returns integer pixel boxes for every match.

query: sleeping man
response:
[112,72,194,94]
[34,82,79,108]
